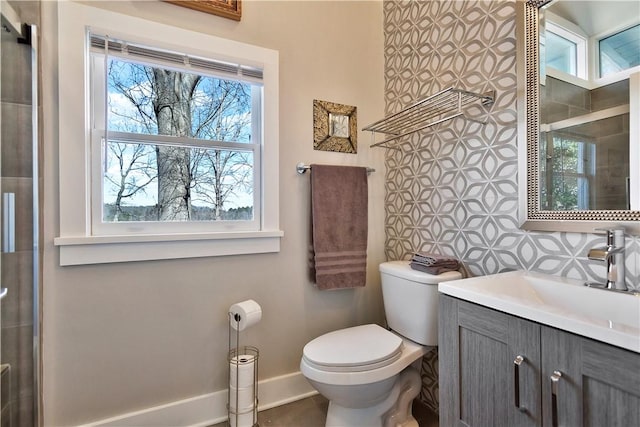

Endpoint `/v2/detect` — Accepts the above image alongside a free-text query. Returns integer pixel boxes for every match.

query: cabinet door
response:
[439,296,542,427]
[541,326,640,427]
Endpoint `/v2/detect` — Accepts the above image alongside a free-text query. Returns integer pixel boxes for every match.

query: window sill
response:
[54,230,284,266]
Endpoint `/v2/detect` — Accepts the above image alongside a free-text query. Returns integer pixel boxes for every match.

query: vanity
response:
[438,271,640,426]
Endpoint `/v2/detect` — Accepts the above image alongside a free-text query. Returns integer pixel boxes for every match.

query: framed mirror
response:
[517,0,640,233]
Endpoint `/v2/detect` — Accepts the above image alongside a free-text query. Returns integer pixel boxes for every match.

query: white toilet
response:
[300,260,462,427]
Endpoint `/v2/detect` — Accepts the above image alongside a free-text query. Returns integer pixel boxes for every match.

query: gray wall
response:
[382,0,639,411]
[41,1,386,425]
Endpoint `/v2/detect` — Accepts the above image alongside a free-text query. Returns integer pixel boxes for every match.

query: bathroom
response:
[0,0,638,426]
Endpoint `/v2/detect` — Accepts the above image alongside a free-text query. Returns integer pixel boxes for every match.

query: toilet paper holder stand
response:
[228,312,259,427]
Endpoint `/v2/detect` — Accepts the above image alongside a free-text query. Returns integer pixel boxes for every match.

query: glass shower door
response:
[0,1,39,425]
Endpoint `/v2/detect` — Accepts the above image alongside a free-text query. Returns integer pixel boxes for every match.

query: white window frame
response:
[54,2,282,265]
[593,23,640,81]
[545,20,588,80]
[89,48,262,235]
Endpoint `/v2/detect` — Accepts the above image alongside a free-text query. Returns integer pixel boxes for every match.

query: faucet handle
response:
[590,228,627,292]
[594,227,625,234]
[594,227,625,246]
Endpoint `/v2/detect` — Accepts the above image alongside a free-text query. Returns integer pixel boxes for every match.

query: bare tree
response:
[190,79,253,219]
[151,69,200,220]
[105,142,156,221]
[191,149,253,220]
[106,58,254,221]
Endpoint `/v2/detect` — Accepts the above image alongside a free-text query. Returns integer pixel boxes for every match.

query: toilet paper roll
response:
[229,385,255,412]
[229,356,255,388]
[229,411,254,427]
[229,299,262,331]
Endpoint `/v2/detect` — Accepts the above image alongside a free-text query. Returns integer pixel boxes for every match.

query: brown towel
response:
[310,164,368,290]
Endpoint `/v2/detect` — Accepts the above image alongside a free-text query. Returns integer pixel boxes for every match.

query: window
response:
[544,21,587,79]
[55,2,281,265]
[546,31,577,75]
[90,35,262,235]
[599,24,640,78]
[540,132,595,211]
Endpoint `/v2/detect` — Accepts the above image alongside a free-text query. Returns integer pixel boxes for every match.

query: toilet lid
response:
[302,324,403,370]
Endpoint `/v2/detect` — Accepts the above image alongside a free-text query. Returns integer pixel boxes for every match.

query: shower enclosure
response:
[0,1,40,426]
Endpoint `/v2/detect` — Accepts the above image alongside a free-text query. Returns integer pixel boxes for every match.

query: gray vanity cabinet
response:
[541,326,640,426]
[439,295,640,427]
[439,295,542,427]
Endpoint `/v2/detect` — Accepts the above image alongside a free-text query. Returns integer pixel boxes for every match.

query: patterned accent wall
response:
[382,0,640,412]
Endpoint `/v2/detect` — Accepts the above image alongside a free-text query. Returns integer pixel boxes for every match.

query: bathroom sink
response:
[438,271,640,353]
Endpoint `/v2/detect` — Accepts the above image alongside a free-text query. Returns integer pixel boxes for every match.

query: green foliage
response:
[539,133,591,211]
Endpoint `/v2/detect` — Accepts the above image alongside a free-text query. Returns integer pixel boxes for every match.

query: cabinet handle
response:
[551,370,562,427]
[513,355,525,411]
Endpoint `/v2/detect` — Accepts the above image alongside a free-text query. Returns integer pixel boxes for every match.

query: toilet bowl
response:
[301,325,426,427]
[301,324,425,405]
[300,261,462,427]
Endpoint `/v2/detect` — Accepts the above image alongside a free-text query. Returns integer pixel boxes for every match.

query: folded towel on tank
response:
[410,262,457,275]
[409,252,460,274]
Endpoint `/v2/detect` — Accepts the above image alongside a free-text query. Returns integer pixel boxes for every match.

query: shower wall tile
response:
[541,77,590,122]
[1,404,9,427]
[1,365,10,423]
[591,79,629,111]
[0,324,33,403]
[11,394,33,427]
[0,38,32,106]
[1,252,33,328]
[1,103,33,178]
[549,76,590,109]
[383,0,640,411]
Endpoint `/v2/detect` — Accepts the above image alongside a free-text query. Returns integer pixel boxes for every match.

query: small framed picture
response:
[313,100,357,153]
[165,0,242,21]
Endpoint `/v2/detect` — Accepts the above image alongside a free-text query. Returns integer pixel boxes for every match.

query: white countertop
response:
[438,271,640,353]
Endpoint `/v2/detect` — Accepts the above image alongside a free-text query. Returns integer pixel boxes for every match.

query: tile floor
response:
[214,394,438,427]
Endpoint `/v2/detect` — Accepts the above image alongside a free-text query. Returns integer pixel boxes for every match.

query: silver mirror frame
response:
[516,0,640,234]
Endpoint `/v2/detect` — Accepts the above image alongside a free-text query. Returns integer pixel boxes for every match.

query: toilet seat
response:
[300,326,426,386]
[302,324,403,372]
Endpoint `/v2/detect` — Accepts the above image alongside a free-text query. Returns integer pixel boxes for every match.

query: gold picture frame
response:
[165,0,242,21]
[313,100,357,154]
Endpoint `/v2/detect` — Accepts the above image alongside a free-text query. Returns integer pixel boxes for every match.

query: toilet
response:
[300,260,462,427]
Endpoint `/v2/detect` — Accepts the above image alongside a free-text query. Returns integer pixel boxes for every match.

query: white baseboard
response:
[77,371,318,427]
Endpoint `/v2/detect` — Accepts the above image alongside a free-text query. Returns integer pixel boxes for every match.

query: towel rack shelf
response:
[362,87,494,149]
[296,162,375,174]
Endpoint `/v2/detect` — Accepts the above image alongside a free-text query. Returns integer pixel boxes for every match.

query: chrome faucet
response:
[586,228,627,291]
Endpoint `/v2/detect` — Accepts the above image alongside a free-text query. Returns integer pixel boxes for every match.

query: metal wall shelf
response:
[363,87,494,149]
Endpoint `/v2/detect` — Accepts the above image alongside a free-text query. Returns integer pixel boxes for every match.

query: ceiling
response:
[545,0,640,37]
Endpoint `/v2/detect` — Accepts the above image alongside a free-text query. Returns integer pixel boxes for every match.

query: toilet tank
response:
[379,260,462,346]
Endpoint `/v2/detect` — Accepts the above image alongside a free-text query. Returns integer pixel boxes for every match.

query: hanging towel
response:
[310,164,368,290]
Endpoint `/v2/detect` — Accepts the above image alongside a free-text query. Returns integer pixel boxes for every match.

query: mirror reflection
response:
[538,0,639,211]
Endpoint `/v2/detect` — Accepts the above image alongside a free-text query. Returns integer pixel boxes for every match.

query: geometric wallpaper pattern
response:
[382,0,639,412]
